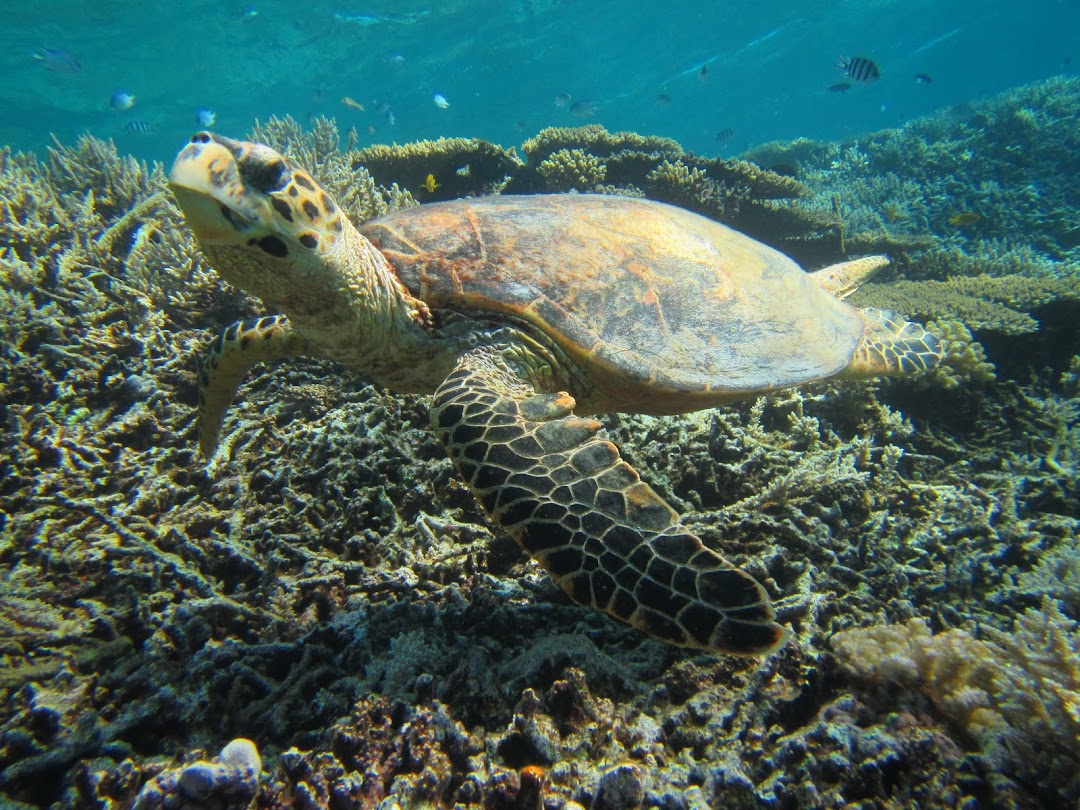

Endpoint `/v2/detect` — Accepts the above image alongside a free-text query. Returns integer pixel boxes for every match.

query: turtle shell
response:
[361,194,864,411]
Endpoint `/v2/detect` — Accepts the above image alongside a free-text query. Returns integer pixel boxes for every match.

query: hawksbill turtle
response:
[169,132,942,655]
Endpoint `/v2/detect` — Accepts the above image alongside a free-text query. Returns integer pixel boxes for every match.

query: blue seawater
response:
[2,0,1076,161]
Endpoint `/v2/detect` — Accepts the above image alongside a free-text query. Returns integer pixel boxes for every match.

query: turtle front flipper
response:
[198,315,310,459]
[431,349,787,655]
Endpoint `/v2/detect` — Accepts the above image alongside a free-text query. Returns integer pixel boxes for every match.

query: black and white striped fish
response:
[124,120,154,134]
[836,56,880,83]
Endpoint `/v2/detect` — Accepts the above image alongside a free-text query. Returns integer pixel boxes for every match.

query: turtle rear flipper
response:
[431,348,787,655]
[198,315,309,459]
[843,307,943,378]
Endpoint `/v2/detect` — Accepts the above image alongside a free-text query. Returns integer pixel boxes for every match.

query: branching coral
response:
[831,598,1080,801]
[922,320,997,389]
[353,135,522,201]
[748,76,1080,266]
[851,273,1080,334]
[535,148,606,192]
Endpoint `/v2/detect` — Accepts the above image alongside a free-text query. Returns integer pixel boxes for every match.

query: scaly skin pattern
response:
[197,315,307,459]
[431,348,786,654]
[169,133,942,654]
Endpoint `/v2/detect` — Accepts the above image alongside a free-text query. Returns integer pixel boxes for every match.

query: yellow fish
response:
[341,96,366,111]
[424,173,440,192]
[948,211,980,227]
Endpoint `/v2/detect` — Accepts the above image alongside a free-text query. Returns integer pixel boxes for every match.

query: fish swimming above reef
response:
[423,173,440,192]
[554,92,572,108]
[714,128,735,144]
[569,99,597,118]
[341,96,366,111]
[915,73,933,85]
[433,93,450,109]
[195,107,217,127]
[828,82,852,93]
[34,47,81,73]
[948,211,980,227]
[124,120,154,134]
[110,91,135,111]
[332,9,430,25]
[837,56,880,83]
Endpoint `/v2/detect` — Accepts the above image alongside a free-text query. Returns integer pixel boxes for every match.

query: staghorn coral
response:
[749,76,1080,267]
[515,124,806,200]
[831,598,1080,802]
[902,239,1072,282]
[535,148,606,192]
[353,135,522,201]
[520,124,683,165]
[851,273,1080,334]
[921,320,997,389]
[643,159,737,220]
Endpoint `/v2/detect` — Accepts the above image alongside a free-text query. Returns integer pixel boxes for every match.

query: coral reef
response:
[133,738,261,808]
[505,125,824,258]
[535,148,607,192]
[831,598,1080,802]
[352,135,523,201]
[851,274,1080,335]
[0,86,1077,809]
[747,77,1080,264]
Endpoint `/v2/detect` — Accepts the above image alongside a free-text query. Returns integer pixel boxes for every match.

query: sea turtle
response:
[169,132,942,655]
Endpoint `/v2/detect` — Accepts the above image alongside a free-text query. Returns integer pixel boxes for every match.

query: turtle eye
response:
[246,159,289,194]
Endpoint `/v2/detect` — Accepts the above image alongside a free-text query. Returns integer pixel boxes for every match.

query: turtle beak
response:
[169,132,271,242]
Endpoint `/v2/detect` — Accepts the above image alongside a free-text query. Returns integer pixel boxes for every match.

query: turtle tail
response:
[431,348,787,655]
[198,315,309,459]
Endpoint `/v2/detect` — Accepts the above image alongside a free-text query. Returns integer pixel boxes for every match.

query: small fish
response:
[569,99,597,118]
[34,47,81,73]
[767,163,798,178]
[948,211,980,227]
[915,73,933,85]
[433,93,450,109]
[554,92,572,108]
[424,173,440,192]
[837,56,880,83]
[385,109,396,125]
[386,51,406,66]
[714,128,735,143]
[195,107,216,127]
[698,64,708,83]
[656,92,672,106]
[828,82,852,93]
[367,124,378,135]
[110,91,135,111]
[341,96,366,111]
[241,5,258,16]
[456,164,471,177]
[332,10,428,25]
[124,120,154,134]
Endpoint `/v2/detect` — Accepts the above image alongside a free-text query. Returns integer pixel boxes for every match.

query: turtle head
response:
[169,132,350,314]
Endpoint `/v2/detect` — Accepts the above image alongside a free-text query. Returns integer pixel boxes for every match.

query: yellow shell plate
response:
[362,195,863,409]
